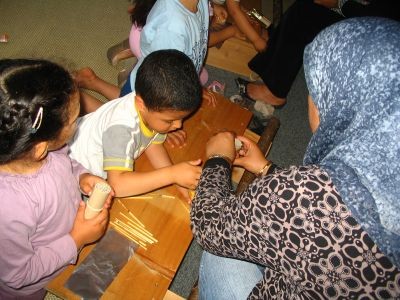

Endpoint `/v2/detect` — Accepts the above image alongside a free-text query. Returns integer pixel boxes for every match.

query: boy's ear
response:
[33,141,49,161]
[135,94,147,112]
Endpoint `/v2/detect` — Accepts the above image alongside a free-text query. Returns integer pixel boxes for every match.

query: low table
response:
[47,93,252,299]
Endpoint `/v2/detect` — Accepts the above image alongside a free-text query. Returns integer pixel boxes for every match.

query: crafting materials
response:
[84,182,111,219]
[234,138,243,151]
[247,8,271,29]
[113,200,158,249]
[65,229,136,298]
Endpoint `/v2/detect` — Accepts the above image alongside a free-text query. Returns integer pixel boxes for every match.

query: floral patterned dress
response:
[191,158,400,299]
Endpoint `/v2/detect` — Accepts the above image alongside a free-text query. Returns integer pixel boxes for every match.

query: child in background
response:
[69,50,202,201]
[75,0,215,147]
[0,59,112,299]
[211,0,267,51]
[76,0,211,112]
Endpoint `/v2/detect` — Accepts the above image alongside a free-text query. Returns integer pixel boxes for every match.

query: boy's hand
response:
[166,130,187,148]
[70,201,109,250]
[79,173,115,208]
[171,159,202,190]
[176,186,193,203]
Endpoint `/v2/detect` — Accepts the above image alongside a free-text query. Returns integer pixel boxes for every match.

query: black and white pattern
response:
[303,17,400,267]
[191,159,400,299]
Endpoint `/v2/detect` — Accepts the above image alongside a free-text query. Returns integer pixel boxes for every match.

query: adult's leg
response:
[199,251,264,300]
[247,0,343,102]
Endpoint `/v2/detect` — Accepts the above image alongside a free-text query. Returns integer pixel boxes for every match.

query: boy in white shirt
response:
[69,50,202,201]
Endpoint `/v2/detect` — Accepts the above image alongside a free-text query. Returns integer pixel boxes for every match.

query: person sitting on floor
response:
[191,17,400,299]
[0,59,112,299]
[75,0,216,147]
[210,0,268,51]
[236,0,400,107]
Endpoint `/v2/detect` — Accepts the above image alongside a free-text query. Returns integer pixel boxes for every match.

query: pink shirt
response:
[129,23,142,58]
[0,147,87,298]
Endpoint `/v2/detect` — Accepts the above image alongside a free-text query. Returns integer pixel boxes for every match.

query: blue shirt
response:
[129,0,209,91]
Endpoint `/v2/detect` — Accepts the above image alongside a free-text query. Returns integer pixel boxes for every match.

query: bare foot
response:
[73,67,98,90]
[247,83,286,107]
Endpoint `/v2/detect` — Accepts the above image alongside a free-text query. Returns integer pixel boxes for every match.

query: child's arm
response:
[0,196,109,290]
[107,143,201,198]
[226,0,266,51]
[209,25,241,47]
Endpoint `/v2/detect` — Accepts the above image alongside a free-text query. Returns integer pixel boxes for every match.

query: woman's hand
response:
[205,131,236,162]
[234,135,269,174]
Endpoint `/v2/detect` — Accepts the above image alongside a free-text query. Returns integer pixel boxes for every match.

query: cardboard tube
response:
[84,182,111,219]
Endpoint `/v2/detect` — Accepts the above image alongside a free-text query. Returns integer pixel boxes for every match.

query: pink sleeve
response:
[129,23,143,58]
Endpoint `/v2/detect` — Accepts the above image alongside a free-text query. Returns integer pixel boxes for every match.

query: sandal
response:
[235,77,286,109]
[207,80,226,95]
[106,38,134,66]
[235,77,253,100]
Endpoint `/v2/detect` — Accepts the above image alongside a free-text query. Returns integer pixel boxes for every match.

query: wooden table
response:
[47,93,252,299]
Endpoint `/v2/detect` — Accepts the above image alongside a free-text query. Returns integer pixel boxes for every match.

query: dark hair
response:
[135,49,202,112]
[0,59,75,164]
[130,0,157,28]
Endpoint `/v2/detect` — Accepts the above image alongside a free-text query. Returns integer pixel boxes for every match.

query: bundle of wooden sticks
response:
[111,199,158,250]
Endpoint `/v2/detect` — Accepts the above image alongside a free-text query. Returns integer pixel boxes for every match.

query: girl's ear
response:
[33,141,49,161]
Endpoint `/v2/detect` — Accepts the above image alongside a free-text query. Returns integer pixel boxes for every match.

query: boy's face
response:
[141,109,192,134]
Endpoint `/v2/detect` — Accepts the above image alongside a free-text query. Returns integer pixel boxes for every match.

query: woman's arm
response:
[190,132,275,264]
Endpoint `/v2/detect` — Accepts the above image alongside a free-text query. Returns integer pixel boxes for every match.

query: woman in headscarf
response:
[190,17,400,299]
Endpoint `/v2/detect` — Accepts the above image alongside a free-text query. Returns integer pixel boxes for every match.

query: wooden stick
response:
[116,221,155,244]
[128,196,153,199]
[111,222,148,249]
[111,222,141,244]
[117,200,146,227]
[126,221,157,242]
[115,218,155,239]
[119,211,145,228]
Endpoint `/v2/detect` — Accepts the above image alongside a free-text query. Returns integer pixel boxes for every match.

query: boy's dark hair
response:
[0,59,75,164]
[135,49,202,112]
[130,0,157,28]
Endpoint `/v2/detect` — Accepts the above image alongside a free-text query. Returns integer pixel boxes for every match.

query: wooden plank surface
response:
[206,37,257,77]
[47,93,252,299]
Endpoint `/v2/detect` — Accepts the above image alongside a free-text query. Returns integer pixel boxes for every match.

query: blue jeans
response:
[119,76,132,97]
[199,251,264,300]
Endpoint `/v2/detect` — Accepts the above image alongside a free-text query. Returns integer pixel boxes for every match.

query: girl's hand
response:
[79,173,115,209]
[234,135,269,174]
[70,201,109,250]
[171,159,202,190]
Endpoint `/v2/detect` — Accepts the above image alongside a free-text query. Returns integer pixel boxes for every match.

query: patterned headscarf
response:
[303,17,400,267]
